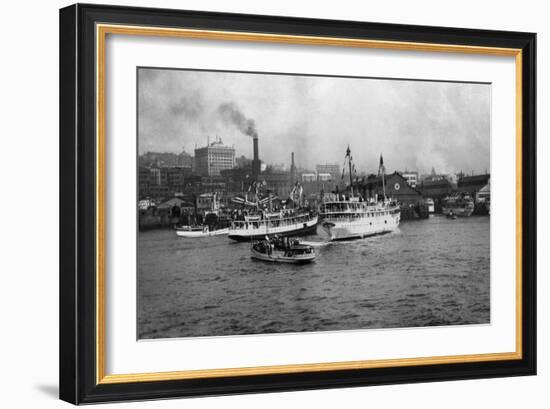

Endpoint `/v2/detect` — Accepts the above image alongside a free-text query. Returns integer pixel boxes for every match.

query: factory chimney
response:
[290,152,296,185]
[252,136,260,180]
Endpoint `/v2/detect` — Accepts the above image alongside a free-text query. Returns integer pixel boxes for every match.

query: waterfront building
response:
[360,172,422,205]
[301,173,317,182]
[477,182,490,203]
[196,193,216,212]
[139,166,196,200]
[457,174,490,194]
[318,173,332,182]
[418,178,453,199]
[194,138,236,176]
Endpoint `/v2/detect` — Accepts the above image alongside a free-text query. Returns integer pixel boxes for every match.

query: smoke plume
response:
[217,102,258,138]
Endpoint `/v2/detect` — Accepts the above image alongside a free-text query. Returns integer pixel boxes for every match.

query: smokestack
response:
[290,152,296,184]
[252,137,260,180]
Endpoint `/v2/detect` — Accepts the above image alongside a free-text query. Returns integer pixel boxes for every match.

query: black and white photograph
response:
[136,67,491,339]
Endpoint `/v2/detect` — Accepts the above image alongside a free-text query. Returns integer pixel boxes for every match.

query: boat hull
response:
[321,212,400,241]
[250,248,315,264]
[228,216,318,241]
[176,228,229,238]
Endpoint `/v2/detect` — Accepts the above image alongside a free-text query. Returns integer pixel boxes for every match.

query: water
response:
[137,215,490,339]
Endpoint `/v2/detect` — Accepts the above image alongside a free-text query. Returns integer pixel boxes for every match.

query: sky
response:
[138,68,491,175]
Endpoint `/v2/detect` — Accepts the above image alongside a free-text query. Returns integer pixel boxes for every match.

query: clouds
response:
[138,68,490,175]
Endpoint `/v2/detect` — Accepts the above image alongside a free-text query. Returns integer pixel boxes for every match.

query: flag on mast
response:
[378,154,385,176]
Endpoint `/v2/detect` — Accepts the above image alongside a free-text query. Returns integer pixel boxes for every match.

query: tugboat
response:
[251,236,316,264]
[319,148,400,241]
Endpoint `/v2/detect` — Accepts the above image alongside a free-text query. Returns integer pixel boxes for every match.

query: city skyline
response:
[138,68,491,175]
[138,146,487,178]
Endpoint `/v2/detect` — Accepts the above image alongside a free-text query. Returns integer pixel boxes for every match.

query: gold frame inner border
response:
[95,23,523,385]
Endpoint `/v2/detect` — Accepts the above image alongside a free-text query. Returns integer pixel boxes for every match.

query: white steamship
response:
[319,147,401,241]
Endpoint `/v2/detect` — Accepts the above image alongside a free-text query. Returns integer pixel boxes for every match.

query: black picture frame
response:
[60,3,536,404]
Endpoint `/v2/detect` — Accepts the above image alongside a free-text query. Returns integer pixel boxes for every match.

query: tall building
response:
[315,164,340,182]
[194,138,235,176]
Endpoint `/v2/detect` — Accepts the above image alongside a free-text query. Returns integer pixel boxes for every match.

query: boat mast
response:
[379,153,386,201]
[382,169,386,201]
[347,145,353,197]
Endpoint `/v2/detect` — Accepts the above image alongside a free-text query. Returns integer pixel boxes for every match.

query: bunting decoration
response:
[289,181,304,205]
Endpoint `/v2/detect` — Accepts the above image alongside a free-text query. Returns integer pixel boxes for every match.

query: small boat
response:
[175,225,228,238]
[251,237,316,264]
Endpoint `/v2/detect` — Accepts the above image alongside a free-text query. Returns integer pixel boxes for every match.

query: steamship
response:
[228,139,319,240]
[228,211,318,241]
[319,147,401,241]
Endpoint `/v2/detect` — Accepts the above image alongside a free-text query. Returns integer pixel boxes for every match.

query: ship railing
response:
[230,214,314,230]
[321,207,400,218]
